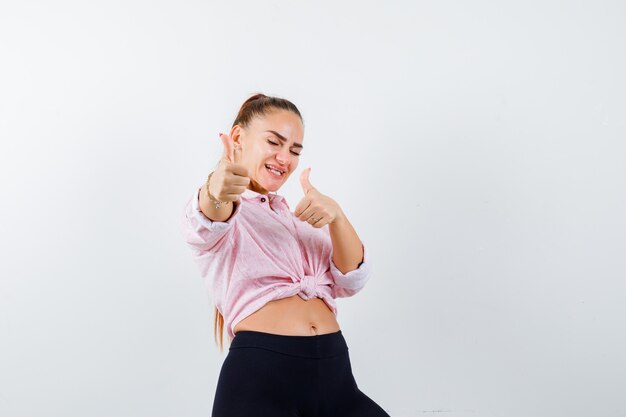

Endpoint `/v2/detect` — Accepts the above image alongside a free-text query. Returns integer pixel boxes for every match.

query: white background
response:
[1,1,625,416]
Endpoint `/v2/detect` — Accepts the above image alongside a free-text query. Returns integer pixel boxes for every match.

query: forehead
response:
[250,110,304,142]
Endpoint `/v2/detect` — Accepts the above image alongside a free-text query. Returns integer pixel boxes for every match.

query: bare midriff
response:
[233,294,341,336]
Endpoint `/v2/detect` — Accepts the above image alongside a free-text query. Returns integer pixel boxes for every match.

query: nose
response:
[276,147,290,166]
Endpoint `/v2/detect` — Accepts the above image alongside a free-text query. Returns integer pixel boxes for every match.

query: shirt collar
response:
[241,188,290,210]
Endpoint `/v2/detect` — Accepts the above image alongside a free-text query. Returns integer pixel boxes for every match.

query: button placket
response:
[261,196,278,213]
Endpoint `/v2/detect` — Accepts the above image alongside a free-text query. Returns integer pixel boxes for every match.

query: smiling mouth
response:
[265,164,285,177]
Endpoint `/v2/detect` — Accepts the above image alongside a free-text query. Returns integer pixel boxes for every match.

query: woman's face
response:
[230,109,304,194]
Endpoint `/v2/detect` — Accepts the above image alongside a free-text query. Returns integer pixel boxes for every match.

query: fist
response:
[208,132,250,203]
[293,168,344,228]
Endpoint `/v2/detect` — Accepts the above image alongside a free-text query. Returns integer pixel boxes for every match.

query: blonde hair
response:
[213,306,231,352]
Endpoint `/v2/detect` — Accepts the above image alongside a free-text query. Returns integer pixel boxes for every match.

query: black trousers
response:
[212,330,391,417]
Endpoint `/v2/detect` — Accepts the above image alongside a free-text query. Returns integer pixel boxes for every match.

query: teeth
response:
[266,165,283,175]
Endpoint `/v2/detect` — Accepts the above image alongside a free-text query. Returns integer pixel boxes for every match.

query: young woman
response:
[182,93,390,416]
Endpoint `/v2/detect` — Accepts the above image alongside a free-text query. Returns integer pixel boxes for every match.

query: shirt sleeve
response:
[181,185,242,252]
[330,240,372,298]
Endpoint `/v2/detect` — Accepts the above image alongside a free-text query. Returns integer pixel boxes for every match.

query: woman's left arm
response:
[294,168,364,274]
[328,212,364,274]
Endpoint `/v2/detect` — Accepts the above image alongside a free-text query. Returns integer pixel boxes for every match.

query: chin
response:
[261,175,289,192]
[257,169,290,193]
[265,183,282,192]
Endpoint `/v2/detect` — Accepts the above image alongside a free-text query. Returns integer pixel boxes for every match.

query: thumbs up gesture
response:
[208,132,250,203]
[293,168,344,228]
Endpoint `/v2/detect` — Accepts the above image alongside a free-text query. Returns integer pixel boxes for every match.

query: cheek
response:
[249,147,269,164]
[263,146,274,156]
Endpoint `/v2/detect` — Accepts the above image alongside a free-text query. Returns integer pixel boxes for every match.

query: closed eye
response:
[267,139,301,156]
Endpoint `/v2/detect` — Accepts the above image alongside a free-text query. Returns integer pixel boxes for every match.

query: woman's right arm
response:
[182,131,248,251]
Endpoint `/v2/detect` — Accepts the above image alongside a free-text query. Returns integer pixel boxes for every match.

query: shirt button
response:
[260,197,266,202]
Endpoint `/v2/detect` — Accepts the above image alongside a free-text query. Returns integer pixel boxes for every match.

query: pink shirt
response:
[181,185,372,339]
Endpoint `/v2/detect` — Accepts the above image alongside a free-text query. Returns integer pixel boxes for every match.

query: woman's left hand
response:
[294,168,344,228]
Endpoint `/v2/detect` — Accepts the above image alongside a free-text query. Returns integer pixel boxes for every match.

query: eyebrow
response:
[265,130,303,149]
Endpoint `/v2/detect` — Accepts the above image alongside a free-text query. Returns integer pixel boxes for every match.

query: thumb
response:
[300,167,314,194]
[219,132,235,163]
[233,140,242,165]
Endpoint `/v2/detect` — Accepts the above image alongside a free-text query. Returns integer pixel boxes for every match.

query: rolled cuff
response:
[181,185,242,251]
[330,241,372,297]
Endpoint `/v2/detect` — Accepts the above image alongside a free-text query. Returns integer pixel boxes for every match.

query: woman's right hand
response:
[208,132,250,203]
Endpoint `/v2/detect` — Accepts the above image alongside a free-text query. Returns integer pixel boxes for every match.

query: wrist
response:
[332,209,347,225]
[206,172,230,209]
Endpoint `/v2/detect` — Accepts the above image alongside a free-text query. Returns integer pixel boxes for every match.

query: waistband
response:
[230,330,349,359]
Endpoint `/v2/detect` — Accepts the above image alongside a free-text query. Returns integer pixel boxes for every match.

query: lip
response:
[265,164,286,175]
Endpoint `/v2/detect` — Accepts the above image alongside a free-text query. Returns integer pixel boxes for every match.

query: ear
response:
[231,125,243,150]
